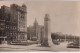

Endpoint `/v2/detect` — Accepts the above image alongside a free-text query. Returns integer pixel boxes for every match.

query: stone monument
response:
[41,14,53,46]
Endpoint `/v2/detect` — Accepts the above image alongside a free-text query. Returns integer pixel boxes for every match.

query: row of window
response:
[6,32,25,35]
[5,25,17,30]
[6,32,17,36]
[18,11,25,19]
[0,14,10,21]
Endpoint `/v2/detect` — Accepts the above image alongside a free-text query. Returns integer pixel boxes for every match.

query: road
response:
[0,42,79,51]
[51,42,79,52]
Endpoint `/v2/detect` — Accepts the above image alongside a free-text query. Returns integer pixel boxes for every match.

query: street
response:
[51,42,79,52]
[0,42,79,51]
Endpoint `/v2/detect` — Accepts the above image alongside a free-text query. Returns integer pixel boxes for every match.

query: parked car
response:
[67,41,80,48]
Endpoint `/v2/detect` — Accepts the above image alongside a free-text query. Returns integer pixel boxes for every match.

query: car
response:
[67,41,80,48]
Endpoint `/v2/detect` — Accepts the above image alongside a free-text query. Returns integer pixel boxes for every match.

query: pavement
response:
[0,42,79,52]
[0,44,51,51]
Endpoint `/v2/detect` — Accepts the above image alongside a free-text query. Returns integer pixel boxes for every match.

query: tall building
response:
[8,4,27,44]
[0,4,27,44]
[27,19,44,43]
[0,5,10,44]
[27,19,39,41]
[33,18,39,39]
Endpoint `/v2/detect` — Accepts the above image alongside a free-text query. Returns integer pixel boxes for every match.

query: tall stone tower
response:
[41,14,51,46]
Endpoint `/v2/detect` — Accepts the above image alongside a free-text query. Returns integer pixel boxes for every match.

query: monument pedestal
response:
[41,40,49,47]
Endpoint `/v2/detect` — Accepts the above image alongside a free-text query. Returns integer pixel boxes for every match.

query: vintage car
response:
[67,41,80,48]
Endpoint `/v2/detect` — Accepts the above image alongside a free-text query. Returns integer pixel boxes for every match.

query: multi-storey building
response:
[8,4,27,44]
[0,5,10,44]
[0,4,27,44]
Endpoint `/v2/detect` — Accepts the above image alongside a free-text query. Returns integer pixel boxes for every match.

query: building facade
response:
[0,4,27,44]
[8,4,27,44]
[27,14,51,46]
[27,19,44,43]
[0,5,10,44]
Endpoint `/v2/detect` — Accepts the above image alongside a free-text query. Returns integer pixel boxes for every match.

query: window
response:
[20,34,25,39]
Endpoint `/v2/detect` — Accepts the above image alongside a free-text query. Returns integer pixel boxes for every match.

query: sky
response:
[0,1,80,36]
